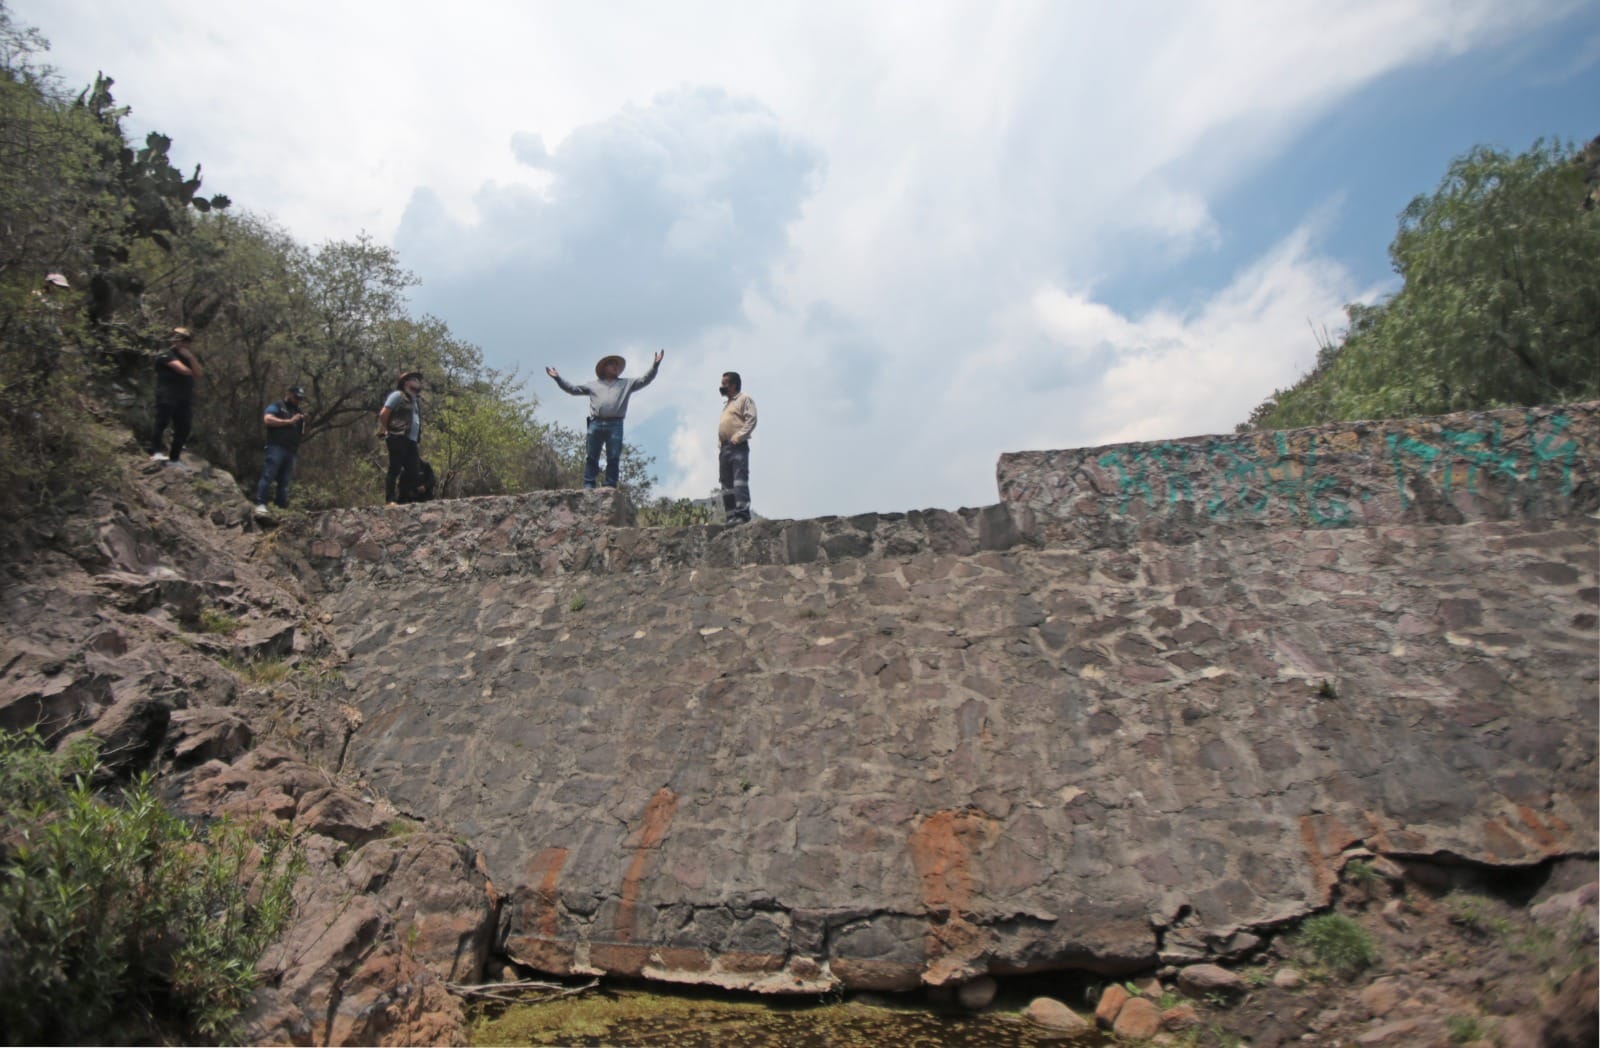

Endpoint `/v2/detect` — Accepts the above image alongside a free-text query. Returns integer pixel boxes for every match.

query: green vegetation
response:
[636,496,716,526]
[569,594,588,612]
[197,607,243,634]
[1344,859,1381,888]
[0,729,303,1042]
[1295,913,1378,975]
[222,653,295,685]
[1244,137,1599,430]
[1445,892,1514,939]
[1447,1013,1490,1044]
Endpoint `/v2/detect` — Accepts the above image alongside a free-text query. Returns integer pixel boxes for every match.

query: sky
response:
[14,0,1599,519]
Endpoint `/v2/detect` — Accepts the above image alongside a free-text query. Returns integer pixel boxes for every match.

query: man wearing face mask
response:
[717,371,756,524]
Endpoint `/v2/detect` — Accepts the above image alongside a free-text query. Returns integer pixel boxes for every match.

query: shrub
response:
[1447,1014,1490,1044]
[198,607,243,634]
[0,729,302,1042]
[1296,913,1378,975]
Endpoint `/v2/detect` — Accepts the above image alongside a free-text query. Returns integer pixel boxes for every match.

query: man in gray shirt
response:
[546,350,664,488]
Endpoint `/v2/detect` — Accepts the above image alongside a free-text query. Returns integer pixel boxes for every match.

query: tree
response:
[1245,137,1600,430]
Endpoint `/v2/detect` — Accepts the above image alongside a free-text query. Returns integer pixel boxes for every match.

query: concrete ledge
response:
[997,402,1600,548]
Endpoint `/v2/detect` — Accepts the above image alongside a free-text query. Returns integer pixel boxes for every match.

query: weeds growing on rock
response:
[1345,859,1381,888]
[1446,892,1513,939]
[222,654,294,684]
[0,729,303,1043]
[569,594,587,612]
[1296,913,1378,976]
[1446,1013,1490,1043]
[197,607,243,634]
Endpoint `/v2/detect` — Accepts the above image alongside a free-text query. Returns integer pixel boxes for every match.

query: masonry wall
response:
[297,403,1600,994]
[998,402,1599,547]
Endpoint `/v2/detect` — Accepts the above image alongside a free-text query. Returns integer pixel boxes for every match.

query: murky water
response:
[471,989,1109,1047]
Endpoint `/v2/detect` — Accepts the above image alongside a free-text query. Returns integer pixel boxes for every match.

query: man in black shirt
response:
[254,385,307,516]
[149,328,201,465]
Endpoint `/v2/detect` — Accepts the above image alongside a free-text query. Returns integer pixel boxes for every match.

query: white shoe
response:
[149,452,167,461]
[254,504,270,516]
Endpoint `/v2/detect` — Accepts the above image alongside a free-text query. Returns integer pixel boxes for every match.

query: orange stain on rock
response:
[1298,814,1359,903]
[615,788,679,943]
[908,808,1000,984]
[1514,806,1563,851]
[525,847,569,940]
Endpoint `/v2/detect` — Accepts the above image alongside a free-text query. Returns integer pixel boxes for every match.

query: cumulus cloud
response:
[396,86,823,364]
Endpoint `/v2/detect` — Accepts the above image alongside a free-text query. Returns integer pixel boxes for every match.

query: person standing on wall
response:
[254,384,307,518]
[378,369,423,506]
[545,350,664,489]
[149,327,201,467]
[718,371,756,524]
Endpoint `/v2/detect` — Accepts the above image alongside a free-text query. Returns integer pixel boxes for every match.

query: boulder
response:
[1177,963,1246,1002]
[1023,997,1090,1032]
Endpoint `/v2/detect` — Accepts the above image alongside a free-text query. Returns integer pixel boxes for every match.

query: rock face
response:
[302,402,1598,993]
[1,452,491,1045]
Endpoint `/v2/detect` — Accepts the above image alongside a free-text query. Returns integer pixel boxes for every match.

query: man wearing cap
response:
[545,349,665,489]
[378,369,424,505]
[149,327,201,466]
[254,384,307,517]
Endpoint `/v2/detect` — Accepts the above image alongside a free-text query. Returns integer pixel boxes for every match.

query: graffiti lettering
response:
[1093,413,1579,525]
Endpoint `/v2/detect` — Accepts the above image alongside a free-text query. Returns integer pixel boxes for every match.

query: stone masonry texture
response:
[296,402,1599,994]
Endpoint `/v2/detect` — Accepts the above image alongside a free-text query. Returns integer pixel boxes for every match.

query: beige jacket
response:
[718,392,757,446]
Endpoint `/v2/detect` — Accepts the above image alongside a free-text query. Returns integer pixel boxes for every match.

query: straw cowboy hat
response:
[395,368,423,390]
[594,355,626,378]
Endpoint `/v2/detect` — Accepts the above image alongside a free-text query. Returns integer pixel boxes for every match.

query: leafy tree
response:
[1245,138,1600,430]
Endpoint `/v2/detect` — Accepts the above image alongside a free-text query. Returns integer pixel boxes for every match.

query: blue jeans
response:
[585,418,624,488]
[255,444,297,507]
[719,441,751,522]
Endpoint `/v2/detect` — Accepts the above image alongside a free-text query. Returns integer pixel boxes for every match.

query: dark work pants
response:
[150,398,193,461]
[385,435,421,504]
[719,441,751,523]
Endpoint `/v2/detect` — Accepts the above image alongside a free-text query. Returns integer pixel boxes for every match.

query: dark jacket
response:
[264,400,305,450]
[154,347,195,403]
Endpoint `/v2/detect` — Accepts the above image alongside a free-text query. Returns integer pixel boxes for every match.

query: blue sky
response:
[14,0,1599,519]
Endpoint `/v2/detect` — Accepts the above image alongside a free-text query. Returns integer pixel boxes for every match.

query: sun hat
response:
[595,355,626,378]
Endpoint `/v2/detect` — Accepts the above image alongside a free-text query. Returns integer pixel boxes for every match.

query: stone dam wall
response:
[283,402,1599,994]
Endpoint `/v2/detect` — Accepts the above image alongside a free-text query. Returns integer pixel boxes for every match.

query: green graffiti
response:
[1097,449,1156,512]
[1387,413,1578,507]
[1095,413,1581,523]
[1529,413,1579,494]
[1099,434,1350,526]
